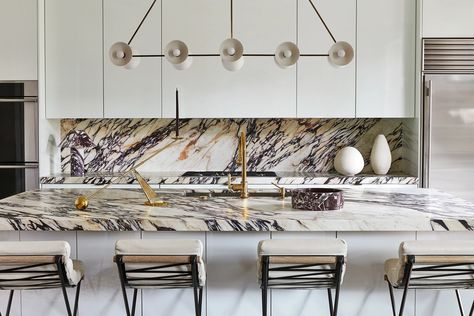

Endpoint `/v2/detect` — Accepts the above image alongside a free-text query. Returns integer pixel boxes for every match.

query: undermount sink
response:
[183,190,291,198]
[181,171,277,177]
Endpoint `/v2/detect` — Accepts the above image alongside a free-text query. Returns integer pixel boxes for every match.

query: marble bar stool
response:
[258,239,347,316]
[0,241,84,316]
[384,240,474,316]
[114,239,205,316]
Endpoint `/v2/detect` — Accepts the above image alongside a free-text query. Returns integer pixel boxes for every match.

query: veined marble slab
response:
[0,188,471,232]
[59,118,409,174]
[40,172,419,186]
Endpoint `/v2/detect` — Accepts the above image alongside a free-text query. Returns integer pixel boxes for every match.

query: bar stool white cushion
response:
[115,239,205,286]
[0,241,84,289]
[384,240,474,286]
[257,239,347,283]
[258,239,347,257]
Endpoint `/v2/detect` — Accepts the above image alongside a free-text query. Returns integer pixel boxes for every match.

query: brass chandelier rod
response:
[307,0,337,44]
[128,0,158,45]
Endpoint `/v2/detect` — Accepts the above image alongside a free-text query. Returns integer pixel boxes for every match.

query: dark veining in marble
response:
[59,118,406,174]
[0,188,472,232]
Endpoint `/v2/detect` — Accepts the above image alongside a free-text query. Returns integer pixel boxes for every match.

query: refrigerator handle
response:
[422,79,433,188]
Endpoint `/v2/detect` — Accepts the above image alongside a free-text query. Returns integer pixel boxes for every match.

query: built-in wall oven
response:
[0,81,38,199]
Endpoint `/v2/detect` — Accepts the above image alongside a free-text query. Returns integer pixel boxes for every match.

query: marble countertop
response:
[0,188,472,232]
[40,172,419,186]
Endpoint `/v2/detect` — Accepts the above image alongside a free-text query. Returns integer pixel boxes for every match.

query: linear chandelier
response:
[109,0,354,71]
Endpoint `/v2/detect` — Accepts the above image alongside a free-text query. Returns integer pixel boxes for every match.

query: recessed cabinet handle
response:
[0,97,38,103]
[422,80,433,188]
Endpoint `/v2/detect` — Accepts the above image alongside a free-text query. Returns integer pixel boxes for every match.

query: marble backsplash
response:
[59,118,409,174]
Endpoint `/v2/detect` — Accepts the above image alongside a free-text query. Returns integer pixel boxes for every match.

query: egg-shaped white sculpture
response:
[334,147,364,176]
[370,134,392,175]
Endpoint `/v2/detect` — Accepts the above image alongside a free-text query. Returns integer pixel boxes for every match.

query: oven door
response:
[0,81,38,164]
[0,164,39,199]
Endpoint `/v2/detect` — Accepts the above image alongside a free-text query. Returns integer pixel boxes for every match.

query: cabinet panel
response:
[297,0,356,118]
[234,0,297,54]
[77,232,141,316]
[206,232,270,316]
[162,0,229,54]
[423,0,474,38]
[162,57,296,118]
[45,0,103,118]
[337,232,416,316]
[357,0,415,118]
[104,0,162,118]
[297,58,355,117]
[0,0,37,80]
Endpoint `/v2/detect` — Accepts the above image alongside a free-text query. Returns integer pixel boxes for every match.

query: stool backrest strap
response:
[115,255,200,289]
[0,255,69,290]
[400,255,474,289]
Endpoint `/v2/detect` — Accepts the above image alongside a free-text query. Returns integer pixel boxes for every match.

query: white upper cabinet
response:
[0,0,37,80]
[104,0,162,118]
[356,0,415,118]
[297,0,356,118]
[161,0,296,118]
[162,0,229,54]
[162,57,296,118]
[233,0,296,53]
[45,0,103,118]
[423,0,474,38]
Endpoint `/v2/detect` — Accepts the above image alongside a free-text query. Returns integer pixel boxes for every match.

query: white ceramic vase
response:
[370,134,392,175]
[334,147,364,176]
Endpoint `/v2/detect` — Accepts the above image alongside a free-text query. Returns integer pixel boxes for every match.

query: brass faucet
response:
[228,131,249,199]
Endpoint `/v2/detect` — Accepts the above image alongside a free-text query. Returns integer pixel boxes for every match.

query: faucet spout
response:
[228,131,249,199]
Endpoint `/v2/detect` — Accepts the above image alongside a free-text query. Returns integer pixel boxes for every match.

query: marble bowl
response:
[291,188,344,211]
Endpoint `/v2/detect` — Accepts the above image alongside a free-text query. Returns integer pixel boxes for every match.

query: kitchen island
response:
[0,187,472,232]
[0,188,473,316]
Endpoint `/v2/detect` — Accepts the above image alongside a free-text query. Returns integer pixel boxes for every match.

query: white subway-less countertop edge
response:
[0,188,472,232]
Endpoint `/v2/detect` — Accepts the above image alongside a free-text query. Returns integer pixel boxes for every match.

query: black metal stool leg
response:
[193,285,200,316]
[398,280,410,316]
[191,256,201,316]
[327,288,334,316]
[198,287,203,312]
[73,280,82,316]
[57,260,73,316]
[385,276,396,316]
[261,287,268,316]
[116,258,132,316]
[455,290,466,316]
[469,299,474,316]
[332,257,344,316]
[131,289,138,316]
[5,290,14,316]
[333,279,341,316]
[261,256,269,316]
[398,258,414,316]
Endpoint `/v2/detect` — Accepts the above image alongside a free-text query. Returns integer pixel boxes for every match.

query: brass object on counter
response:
[228,131,249,199]
[132,169,168,207]
[75,195,89,210]
[272,182,287,200]
[74,140,181,210]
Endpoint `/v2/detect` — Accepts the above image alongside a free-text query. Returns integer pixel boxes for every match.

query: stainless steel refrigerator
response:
[422,38,474,202]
